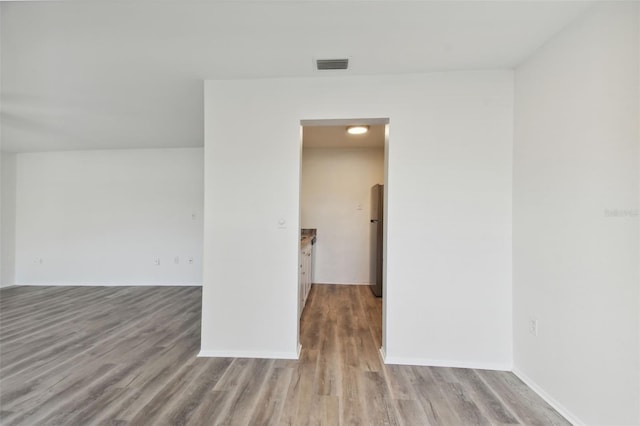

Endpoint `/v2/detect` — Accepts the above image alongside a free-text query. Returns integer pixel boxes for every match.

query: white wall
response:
[15,148,204,286]
[1,152,17,287]
[203,71,513,366]
[513,2,639,425]
[301,147,384,285]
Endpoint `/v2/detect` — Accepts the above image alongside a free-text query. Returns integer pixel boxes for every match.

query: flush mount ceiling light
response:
[346,125,369,135]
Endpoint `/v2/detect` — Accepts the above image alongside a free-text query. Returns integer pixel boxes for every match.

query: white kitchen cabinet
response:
[299,239,314,319]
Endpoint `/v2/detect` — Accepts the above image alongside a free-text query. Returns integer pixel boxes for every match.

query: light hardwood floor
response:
[0,284,569,425]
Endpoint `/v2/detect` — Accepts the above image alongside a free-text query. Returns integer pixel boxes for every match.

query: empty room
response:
[0,1,638,425]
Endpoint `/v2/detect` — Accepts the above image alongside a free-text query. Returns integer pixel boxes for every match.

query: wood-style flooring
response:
[0,284,569,425]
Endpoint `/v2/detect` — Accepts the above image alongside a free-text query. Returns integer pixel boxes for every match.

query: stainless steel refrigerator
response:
[369,184,384,297]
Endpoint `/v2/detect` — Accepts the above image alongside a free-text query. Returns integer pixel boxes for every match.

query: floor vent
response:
[316,58,349,70]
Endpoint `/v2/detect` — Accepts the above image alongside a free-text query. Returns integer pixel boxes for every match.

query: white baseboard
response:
[379,346,387,362]
[383,354,512,372]
[197,349,299,360]
[15,282,202,287]
[313,282,371,286]
[512,367,584,426]
[297,343,302,358]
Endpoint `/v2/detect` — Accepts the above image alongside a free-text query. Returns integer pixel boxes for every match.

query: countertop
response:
[301,228,316,248]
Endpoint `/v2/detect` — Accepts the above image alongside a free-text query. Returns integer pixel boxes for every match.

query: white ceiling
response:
[0,1,593,152]
[304,125,385,149]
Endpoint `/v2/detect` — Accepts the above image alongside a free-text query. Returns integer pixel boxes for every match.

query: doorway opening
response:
[297,118,389,360]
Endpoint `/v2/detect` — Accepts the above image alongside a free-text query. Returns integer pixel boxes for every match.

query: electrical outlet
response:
[174,256,180,264]
[529,318,538,336]
[187,257,194,264]
[154,258,160,266]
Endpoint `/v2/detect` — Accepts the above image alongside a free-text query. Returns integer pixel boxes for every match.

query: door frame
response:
[297,117,390,358]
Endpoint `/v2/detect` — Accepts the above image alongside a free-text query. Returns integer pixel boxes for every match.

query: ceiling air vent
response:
[316,58,349,71]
